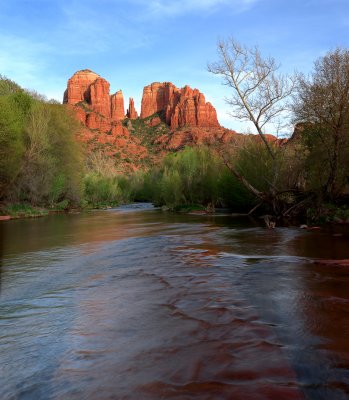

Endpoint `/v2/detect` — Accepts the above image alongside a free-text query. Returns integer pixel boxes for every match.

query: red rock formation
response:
[64,70,225,170]
[63,69,100,104]
[127,98,138,119]
[89,77,111,118]
[86,112,111,132]
[65,72,220,131]
[64,70,126,131]
[64,69,133,162]
[111,121,130,137]
[141,82,177,119]
[64,70,150,170]
[144,116,162,127]
[111,90,125,120]
[72,106,88,126]
[140,82,220,129]
[155,127,238,151]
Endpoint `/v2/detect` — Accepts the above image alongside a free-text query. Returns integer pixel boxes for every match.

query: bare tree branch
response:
[208,37,296,160]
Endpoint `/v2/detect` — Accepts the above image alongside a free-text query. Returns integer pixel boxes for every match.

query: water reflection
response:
[0,208,348,399]
[0,222,4,293]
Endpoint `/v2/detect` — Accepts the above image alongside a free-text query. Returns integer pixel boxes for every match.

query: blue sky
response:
[0,0,348,131]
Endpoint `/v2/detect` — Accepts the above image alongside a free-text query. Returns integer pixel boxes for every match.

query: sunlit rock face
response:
[64,71,220,130]
[63,69,127,124]
[140,82,220,128]
[63,69,100,105]
[63,70,147,170]
[63,70,231,170]
[111,90,125,121]
[127,98,138,119]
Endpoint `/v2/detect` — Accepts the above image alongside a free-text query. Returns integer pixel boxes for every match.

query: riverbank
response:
[0,204,49,219]
[0,203,79,220]
[0,202,151,220]
[1,200,349,227]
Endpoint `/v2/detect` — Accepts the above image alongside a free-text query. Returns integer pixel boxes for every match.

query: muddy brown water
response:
[0,204,348,399]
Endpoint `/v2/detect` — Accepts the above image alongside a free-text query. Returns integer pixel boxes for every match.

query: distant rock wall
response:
[140,82,220,129]
[63,69,100,105]
[63,70,129,125]
[64,70,220,131]
[63,70,227,169]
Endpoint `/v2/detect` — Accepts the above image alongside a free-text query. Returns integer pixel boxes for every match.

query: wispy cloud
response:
[56,0,154,54]
[135,0,259,17]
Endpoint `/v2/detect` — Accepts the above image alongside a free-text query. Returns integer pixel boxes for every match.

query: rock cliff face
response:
[63,70,226,169]
[127,98,138,119]
[89,77,111,118]
[64,70,220,131]
[111,91,125,120]
[63,70,126,122]
[154,127,238,151]
[140,82,219,128]
[64,70,147,169]
[63,69,100,105]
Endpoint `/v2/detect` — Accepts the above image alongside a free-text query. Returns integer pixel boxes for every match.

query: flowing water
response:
[0,204,348,400]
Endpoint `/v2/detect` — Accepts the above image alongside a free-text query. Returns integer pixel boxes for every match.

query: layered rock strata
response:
[111,90,125,120]
[127,98,138,119]
[63,70,128,126]
[63,70,226,169]
[140,82,220,129]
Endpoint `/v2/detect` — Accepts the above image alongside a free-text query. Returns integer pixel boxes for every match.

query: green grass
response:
[123,113,170,151]
[2,203,49,218]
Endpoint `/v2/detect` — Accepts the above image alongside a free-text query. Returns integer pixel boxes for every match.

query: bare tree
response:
[86,149,119,177]
[208,38,299,217]
[208,38,296,159]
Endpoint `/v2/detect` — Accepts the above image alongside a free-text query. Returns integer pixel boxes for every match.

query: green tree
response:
[0,95,26,198]
[293,48,349,200]
[0,76,84,207]
[11,100,84,206]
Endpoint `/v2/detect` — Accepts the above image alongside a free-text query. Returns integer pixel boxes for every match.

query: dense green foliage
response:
[0,76,84,210]
[81,145,257,212]
[0,94,25,196]
[146,146,254,211]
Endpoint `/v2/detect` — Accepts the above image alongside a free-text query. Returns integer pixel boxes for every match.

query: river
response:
[0,204,348,399]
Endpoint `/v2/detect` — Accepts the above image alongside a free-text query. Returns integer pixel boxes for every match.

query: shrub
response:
[84,173,121,207]
[150,146,255,211]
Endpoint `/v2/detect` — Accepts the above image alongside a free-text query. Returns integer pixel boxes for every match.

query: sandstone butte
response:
[63,70,147,168]
[140,82,220,129]
[64,69,221,130]
[63,69,278,168]
[63,69,128,128]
